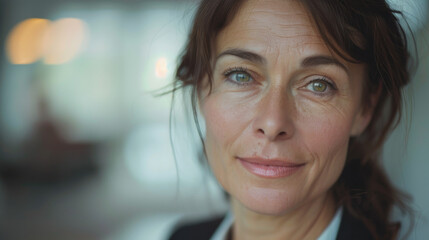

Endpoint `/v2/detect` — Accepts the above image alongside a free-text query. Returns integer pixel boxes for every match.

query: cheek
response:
[297,106,354,196]
[201,94,252,189]
[203,91,249,138]
[203,95,242,149]
[302,113,352,156]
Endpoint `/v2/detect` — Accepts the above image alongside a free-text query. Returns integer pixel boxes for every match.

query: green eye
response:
[311,81,327,92]
[304,78,336,96]
[232,72,252,83]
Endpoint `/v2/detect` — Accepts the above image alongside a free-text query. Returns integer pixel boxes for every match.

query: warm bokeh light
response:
[5,18,87,65]
[155,57,168,78]
[43,18,87,65]
[6,18,50,64]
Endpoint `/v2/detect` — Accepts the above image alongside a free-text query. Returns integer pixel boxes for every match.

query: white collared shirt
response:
[210,207,343,240]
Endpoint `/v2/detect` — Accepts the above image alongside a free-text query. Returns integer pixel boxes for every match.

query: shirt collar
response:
[210,207,343,240]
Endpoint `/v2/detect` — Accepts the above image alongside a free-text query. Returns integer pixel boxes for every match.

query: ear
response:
[350,107,373,136]
[350,85,381,137]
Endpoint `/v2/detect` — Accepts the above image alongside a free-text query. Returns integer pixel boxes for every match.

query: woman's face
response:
[200,0,372,215]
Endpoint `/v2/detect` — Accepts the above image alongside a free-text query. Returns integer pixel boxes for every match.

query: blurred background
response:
[0,0,427,239]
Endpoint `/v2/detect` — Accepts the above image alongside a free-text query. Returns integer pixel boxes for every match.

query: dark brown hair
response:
[173,0,414,239]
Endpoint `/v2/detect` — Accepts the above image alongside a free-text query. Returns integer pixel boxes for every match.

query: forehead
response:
[216,0,328,55]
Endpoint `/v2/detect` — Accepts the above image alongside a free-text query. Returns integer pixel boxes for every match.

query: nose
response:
[253,89,295,141]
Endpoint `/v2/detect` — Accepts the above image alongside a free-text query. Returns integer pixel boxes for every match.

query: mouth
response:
[237,157,305,178]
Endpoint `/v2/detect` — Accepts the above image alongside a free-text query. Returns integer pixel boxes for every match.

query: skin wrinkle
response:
[200,0,374,239]
[229,5,321,48]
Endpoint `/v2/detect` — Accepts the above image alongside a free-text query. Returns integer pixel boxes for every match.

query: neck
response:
[231,193,337,240]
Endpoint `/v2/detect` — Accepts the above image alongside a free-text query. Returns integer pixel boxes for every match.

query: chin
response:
[234,185,302,216]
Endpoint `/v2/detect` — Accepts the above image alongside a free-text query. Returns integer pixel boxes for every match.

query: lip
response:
[237,157,305,178]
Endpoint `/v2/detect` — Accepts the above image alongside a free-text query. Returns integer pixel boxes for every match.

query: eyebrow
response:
[301,55,349,75]
[216,48,267,65]
[216,48,349,74]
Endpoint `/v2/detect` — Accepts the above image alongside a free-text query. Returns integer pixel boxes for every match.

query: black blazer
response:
[169,209,374,240]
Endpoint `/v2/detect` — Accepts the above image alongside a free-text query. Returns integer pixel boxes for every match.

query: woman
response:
[170,0,413,239]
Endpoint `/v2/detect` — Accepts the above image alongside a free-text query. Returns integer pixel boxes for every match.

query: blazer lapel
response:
[336,209,374,240]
